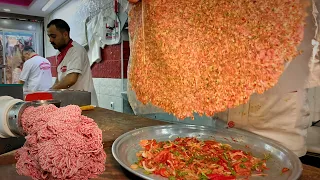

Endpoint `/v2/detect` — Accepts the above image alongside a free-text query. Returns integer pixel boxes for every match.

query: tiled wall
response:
[93,78,123,112]
[48,41,130,113]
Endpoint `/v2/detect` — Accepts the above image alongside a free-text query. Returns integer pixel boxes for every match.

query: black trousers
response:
[300,155,320,168]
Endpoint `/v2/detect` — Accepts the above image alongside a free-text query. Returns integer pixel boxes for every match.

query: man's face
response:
[47,25,68,50]
[22,51,30,61]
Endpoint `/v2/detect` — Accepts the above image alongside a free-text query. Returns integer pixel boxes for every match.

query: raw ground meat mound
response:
[16,105,106,180]
[128,0,309,119]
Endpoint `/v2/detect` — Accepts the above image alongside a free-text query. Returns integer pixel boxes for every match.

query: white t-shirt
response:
[20,56,52,92]
[56,41,98,106]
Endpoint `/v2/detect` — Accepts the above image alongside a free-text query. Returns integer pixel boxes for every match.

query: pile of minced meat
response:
[16,105,106,180]
[128,0,308,119]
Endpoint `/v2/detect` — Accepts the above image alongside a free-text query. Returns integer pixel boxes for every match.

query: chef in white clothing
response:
[47,19,98,106]
[19,46,52,92]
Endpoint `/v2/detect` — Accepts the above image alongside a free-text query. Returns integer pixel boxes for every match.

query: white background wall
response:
[44,0,118,57]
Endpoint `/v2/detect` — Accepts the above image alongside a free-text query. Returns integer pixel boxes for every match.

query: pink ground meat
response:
[16,105,106,180]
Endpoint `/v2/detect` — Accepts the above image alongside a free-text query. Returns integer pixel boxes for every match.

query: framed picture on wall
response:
[3,31,34,84]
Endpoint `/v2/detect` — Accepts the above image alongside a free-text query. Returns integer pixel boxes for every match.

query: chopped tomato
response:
[207,174,236,180]
[202,145,210,151]
[205,140,219,145]
[154,168,165,175]
[217,160,229,170]
[144,144,151,151]
[159,168,170,177]
[233,155,243,160]
[140,140,149,147]
[153,150,170,163]
[231,150,243,153]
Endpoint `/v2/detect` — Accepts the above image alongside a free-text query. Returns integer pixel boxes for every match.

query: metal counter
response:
[24,89,91,107]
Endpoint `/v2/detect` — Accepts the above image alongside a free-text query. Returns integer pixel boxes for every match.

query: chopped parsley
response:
[230,168,236,176]
[220,144,230,150]
[240,163,247,169]
[199,173,208,180]
[186,157,195,165]
[173,151,180,156]
[143,171,152,175]
[223,153,229,161]
[241,158,248,162]
[176,170,188,177]
[263,153,272,160]
[195,155,205,160]
[212,157,220,162]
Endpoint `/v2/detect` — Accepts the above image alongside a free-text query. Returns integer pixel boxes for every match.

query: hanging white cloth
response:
[86,8,121,66]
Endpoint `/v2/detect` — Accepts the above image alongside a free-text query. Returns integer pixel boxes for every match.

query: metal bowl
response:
[30,100,61,107]
[112,124,302,180]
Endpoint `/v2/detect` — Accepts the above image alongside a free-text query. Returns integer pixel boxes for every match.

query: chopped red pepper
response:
[207,174,236,180]
[282,167,290,173]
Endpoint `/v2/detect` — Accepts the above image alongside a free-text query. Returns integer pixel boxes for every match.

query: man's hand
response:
[18,80,24,84]
[51,73,79,89]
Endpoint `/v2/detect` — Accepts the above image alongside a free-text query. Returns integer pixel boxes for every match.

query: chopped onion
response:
[142,161,156,172]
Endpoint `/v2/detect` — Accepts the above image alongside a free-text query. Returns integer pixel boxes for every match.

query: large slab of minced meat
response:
[16,105,106,180]
[128,0,309,119]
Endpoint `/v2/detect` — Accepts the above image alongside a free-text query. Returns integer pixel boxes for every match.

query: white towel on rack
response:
[86,15,102,66]
[86,8,121,66]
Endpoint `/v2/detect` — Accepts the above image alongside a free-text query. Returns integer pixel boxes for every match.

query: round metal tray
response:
[112,124,302,180]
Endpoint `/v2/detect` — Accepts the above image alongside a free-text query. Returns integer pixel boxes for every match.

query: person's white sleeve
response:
[66,49,84,75]
[19,62,32,81]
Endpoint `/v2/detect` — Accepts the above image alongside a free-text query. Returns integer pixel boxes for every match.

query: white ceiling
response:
[0,0,68,17]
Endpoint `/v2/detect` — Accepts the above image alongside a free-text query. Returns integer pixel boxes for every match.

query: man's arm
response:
[51,73,79,89]
[51,77,59,88]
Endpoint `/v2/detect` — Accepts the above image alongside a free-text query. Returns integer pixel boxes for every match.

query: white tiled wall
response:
[94,78,122,97]
[93,78,126,112]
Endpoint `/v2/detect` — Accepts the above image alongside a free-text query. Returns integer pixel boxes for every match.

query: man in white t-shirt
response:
[19,46,52,92]
[47,19,98,106]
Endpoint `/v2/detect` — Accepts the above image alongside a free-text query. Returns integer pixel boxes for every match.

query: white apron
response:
[216,90,310,157]
[216,0,320,157]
